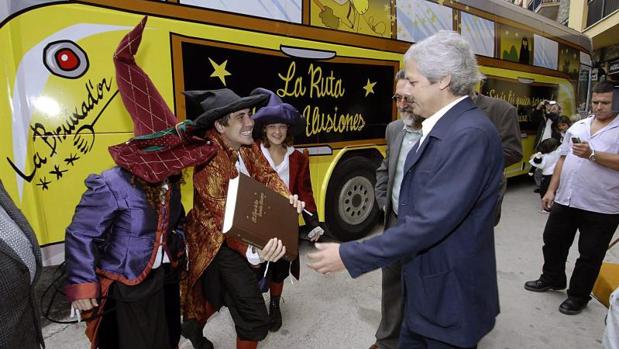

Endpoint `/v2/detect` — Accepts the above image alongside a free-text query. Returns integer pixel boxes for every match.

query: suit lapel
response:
[403,138,424,173]
[403,97,476,174]
[388,128,406,178]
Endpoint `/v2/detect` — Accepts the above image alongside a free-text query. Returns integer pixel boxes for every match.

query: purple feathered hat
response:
[250,87,305,139]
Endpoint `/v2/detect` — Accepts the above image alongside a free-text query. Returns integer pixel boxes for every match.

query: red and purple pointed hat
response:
[108,16,215,183]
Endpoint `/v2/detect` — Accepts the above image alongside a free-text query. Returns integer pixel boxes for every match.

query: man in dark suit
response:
[472,92,523,225]
[309,31,503,348]
[0,180,44,349]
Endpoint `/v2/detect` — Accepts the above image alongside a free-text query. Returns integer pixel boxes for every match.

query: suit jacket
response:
[340,98,503,347]
[375,119,405,227]
[0,181,44,349]
[473,93,523,167]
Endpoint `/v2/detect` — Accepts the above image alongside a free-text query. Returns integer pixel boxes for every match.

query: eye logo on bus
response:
[43,40,89,78]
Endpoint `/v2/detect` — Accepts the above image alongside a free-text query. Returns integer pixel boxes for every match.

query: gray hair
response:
[395,69,406,81]
[404,30,481,96]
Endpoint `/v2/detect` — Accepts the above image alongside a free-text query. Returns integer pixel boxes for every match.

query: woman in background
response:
[251,88,325,332]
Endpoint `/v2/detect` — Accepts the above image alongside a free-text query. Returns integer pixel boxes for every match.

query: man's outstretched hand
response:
[307,242,345,274]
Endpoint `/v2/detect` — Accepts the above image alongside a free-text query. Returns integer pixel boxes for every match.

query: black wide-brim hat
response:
[184,89,268,129]
[250,87,305,139]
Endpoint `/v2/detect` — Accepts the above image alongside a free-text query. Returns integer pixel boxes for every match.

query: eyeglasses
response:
[392,94,414,103]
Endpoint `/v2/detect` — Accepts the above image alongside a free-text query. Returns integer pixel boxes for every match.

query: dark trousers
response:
[398,321,477,349]
[376,210,404,349]
[98,265,181,349]
[208,246,270,341]
[541,204,619,301]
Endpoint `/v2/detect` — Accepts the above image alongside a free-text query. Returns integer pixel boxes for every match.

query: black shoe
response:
[524,279,565,292]
[269,297,282,332]
[559,298,587,315]
[533,188,540,193]
[181,320,214,349]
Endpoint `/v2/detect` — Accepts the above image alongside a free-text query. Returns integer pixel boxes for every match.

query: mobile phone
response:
[571,137,581,144]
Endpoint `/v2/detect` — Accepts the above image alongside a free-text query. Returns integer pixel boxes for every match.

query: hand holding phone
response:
[571,137,581,144]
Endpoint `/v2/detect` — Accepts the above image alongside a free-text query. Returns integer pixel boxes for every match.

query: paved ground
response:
[39,177,618,348]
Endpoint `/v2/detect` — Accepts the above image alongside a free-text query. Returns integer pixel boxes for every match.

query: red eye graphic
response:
[43,40,89,78]
[55,48,80,71]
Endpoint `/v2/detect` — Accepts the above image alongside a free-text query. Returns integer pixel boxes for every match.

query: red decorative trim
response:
[64,282,99,302]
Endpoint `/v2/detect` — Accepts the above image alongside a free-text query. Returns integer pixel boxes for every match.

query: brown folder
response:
[223,173,298,261]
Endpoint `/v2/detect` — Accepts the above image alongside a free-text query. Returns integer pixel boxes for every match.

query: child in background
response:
[529,138,562,209]
[555,115,572,143]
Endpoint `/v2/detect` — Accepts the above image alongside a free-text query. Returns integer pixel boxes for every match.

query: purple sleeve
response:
[64,174,119,301]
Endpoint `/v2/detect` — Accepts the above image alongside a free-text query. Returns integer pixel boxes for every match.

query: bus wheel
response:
[326,156,379,241]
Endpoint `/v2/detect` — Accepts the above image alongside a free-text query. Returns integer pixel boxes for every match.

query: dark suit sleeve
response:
[340,127,501,277]
[374,123,392,211]
[498,105,523,167]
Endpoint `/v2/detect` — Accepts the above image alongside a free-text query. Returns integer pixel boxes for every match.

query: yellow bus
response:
[0,0,592,264]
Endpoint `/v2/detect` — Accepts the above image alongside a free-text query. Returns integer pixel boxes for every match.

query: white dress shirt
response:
[418,96,468,149]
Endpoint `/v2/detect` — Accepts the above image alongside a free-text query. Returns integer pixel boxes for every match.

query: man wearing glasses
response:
[369,70,423,349]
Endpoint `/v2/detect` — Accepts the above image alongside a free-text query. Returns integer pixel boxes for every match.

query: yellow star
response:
[362,79,376,97]
[208,58,231,86]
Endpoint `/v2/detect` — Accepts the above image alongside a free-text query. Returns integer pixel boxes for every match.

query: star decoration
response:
[37,177,51,191]
[64,153,80,166]
[362,79,376,97]
[208,58,231,86]
[50,164,67,180]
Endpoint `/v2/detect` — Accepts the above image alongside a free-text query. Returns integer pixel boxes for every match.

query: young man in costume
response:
[181,88,304,349]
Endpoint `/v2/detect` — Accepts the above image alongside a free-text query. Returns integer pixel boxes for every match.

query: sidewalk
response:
[39,177,618,348]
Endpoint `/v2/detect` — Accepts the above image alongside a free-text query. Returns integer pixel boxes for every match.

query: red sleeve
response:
[225,236,249,256]
[292,151,317,212]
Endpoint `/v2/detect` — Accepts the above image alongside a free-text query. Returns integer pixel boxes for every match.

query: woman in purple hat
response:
[64,18,215,349]
[250,87,325,332]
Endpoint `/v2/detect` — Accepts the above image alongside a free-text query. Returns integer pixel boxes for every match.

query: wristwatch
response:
[589,147,597,162]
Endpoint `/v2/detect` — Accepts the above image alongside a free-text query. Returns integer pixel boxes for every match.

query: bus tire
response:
[325,156,379,241]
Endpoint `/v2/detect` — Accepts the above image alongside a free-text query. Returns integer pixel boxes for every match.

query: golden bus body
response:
[0,0,591,264]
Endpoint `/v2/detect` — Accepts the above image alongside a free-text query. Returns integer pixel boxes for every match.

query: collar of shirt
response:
[260,143,294,171]
[591,113,619,136]
[420,95,467,143]
[401,123,422,134]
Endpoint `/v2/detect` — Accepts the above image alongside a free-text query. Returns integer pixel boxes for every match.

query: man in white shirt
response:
[525,81,619,315]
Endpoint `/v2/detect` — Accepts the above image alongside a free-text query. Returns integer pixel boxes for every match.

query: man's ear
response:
[438,74,451,90]
[214,120,225,133]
